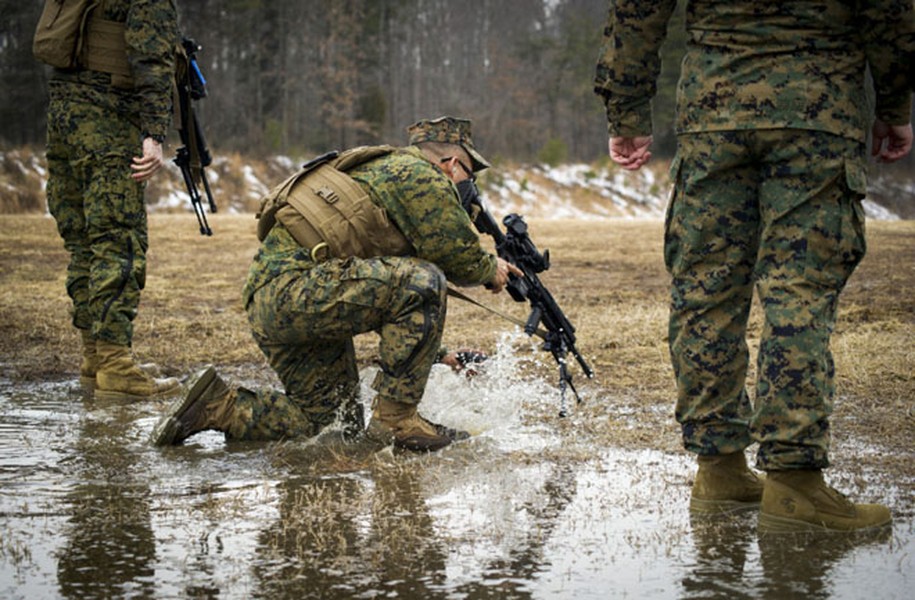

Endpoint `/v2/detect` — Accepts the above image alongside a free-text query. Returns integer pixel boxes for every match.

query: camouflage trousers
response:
[665,130,867,471]
[46,93,149,346]
[236,256,447,441]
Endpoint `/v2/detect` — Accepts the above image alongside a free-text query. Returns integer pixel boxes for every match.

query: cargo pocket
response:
[803,158,867,288]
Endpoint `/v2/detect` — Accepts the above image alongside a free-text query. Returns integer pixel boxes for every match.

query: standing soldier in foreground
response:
[40,0,181,399]
[153,117,521,452]
[595,1,914,531]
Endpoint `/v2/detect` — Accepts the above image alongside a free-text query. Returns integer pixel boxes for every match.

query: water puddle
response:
[1,337,912,598]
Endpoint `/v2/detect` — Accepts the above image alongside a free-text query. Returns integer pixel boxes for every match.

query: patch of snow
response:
[862,199,900,221]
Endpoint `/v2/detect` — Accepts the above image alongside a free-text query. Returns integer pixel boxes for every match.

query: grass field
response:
[1,213,912,474]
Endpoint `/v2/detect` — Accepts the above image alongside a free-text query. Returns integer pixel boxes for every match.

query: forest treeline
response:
[1,0,689,162]
[3,0,914,173]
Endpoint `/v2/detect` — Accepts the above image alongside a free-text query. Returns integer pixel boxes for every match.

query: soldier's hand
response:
[131,137,166,182]
[609,135,653,170]
[871,120,913,163]
[489,257,523,294]
[438,349,488,376]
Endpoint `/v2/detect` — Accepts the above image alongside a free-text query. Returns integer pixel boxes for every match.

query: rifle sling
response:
[446,286,549,340]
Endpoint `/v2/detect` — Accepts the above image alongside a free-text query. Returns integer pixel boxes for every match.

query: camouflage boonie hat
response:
[407,116,491,172]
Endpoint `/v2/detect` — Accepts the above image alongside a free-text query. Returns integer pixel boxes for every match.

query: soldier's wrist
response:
[144,132,167,144]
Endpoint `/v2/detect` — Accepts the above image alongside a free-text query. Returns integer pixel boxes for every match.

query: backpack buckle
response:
[310,242,330,262]
[315,185,338,204]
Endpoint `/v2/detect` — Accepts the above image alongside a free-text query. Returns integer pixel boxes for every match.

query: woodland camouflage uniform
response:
[226,144,498,441]
[46,0,177,348]
[594,1,914,472]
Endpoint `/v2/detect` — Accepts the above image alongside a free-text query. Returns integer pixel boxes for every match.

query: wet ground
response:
[1,344,912,599]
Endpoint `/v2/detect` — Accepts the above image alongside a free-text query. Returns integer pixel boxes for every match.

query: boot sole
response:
[758,511,893,534]
[364,419,452,452]
[689,497,761,515]
[425,419,471,442]
[151,366,217,446]
[95,379,181,403]
[394,435,452,452]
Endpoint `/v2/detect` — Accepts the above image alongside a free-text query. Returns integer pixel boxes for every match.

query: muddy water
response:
[1,344,912,599]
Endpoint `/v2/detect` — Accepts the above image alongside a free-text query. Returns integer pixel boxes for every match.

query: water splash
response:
[356,330,569,451]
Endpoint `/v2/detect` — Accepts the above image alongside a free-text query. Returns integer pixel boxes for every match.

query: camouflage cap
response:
[407,116,491,172]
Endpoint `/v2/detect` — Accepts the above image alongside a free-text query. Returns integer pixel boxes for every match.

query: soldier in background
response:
[43,0,180,399]
[153,116,520,452]
[595,1,913,531]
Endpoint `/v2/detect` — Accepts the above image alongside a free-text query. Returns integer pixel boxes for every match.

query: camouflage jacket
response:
[594,0,915,141]
[243,146,498,305]
[49,0,178,140]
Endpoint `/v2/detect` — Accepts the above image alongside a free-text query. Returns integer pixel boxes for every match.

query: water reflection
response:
[684,512,758,600]
[56,397,156,599]
[756,527,893,599]
[256,450,452,598]
[0,372,912,599]
[685,507,895,600]
[247,431,578,599]
[451,462,577,598]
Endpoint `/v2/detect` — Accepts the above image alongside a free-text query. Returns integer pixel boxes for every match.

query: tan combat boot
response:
[365,397,458,452]
[690,452,765,514]
[95,340,180,401]
[152,366,238,445]
[79,329,99,388]
[80,331,164,390]
[758,470,892,533]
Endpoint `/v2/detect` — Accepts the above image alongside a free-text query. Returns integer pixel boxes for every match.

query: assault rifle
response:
[458,181,594,416]
[174,37,217,235]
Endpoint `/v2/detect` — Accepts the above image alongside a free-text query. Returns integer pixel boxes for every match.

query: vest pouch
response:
[257,146,411,260]
[279,163,412,260]
[361,199,413,258]
[82,17,133,86]
[283,164,379,258]
[274,204,327,256]
[33,0,97,69]
[255,152,340,241]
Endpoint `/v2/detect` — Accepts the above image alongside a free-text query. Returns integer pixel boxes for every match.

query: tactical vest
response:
[33,0,133,86]
[256,146,412,261]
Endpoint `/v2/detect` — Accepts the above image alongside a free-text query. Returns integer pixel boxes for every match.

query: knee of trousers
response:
[394,258,447,311]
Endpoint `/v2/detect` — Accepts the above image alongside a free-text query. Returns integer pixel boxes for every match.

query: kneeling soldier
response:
[154,116,520,451]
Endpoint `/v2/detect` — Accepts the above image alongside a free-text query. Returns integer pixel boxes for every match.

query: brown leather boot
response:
[80,331,164,390]
[78,329,98,388]
[152,366,237,446]
[422,416,471,442]
[95,340,180,401]
[365,397,456,452]
[690,452,765,514]
[759,470,892,532]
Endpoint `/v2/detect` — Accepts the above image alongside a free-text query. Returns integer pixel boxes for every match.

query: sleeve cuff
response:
[605,98,654,138]
[143,132,167,144]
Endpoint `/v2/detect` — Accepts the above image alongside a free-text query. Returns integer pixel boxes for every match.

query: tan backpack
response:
[256,146,412,261]
[33,0,97,69]
[33,0,134,87]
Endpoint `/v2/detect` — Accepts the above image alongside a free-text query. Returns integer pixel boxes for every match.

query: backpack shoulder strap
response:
[331,145,398,172]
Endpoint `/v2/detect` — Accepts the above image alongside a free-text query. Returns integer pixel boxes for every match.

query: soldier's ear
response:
[439,156,459,181]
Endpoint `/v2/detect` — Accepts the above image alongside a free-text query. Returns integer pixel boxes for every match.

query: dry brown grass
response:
[0,148,47,213]
[1,213,912,465]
